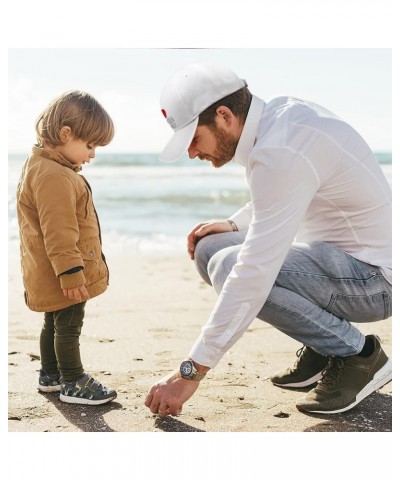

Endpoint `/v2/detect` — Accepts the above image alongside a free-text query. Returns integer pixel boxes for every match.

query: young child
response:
[17,90,117,405]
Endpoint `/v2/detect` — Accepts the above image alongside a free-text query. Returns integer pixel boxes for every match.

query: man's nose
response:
[188,143,199,159]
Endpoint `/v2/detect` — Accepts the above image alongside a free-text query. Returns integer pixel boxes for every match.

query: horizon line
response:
[8,149,393,156]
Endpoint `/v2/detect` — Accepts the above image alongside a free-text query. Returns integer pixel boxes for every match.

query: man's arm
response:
[189,148,319,368]
[145,148,318,416]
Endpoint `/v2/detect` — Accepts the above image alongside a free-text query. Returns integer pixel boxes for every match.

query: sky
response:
[8,48,392,154]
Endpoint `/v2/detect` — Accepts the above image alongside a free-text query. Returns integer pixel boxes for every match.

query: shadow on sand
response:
[155,416,205,432]
[44,393,123,432]
[303,391,392,432]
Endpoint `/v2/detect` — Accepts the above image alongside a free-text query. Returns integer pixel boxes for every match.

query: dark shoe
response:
[296,335,392,414]
[38,369,62,392]
[60,373,117,405]
[270,345,328,388]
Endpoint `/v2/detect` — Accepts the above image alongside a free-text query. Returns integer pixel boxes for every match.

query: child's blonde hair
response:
[35,90,114,147]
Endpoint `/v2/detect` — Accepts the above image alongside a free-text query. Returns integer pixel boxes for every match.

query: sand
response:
[8,253,392,433]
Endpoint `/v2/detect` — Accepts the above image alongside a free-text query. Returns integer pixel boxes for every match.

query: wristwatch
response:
[179,359,207,381]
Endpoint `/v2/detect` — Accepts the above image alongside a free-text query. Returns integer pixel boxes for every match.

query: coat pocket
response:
[78,239,107,286]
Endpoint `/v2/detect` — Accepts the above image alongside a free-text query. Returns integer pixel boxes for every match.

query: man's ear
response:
[59,126,72,143]
[215,106,234,125]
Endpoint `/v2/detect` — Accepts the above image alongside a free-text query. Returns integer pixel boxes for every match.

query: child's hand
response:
[62,285,90,302]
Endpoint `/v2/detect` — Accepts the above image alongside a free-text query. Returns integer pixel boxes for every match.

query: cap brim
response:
[159,117,199,163]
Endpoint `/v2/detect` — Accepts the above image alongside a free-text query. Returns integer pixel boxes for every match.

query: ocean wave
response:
[94,191,250,204]
[8,152,392,254]
[8,231,187,257]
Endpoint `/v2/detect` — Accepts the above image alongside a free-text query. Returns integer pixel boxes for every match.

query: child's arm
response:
[36,174,87,292]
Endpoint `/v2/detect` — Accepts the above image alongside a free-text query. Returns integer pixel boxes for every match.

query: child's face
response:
[56,137,97,166]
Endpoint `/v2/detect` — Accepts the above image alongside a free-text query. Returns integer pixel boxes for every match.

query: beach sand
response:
[8,253,392,433]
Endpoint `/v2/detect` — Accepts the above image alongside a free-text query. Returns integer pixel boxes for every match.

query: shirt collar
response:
[233,95,265,167]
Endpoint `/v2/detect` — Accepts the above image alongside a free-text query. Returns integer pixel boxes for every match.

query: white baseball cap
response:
[159,63,246,163]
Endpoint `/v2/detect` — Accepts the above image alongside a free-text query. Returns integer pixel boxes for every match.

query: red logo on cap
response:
[161,109,167,118]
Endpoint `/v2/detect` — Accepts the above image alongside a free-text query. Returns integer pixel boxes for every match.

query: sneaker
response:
[60,373,117,405]
[296,335,392,414]
[38,369,62,392]
[270,345,329,388]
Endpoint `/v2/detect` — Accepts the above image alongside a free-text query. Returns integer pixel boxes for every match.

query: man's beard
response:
[201,125,239,168]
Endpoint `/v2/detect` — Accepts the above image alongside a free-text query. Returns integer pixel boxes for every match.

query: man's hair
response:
[198,86,252,128]
[35,90,114,147]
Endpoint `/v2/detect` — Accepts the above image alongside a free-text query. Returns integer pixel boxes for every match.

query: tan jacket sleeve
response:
[36,173,85,279]
[59,270,87,290]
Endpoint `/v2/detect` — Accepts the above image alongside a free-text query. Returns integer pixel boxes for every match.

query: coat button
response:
[89,251,94,257]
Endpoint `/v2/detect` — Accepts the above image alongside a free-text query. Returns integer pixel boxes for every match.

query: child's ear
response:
[59,126,72,143]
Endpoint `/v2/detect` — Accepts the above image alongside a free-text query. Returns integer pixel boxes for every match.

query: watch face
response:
[180,361,193,377]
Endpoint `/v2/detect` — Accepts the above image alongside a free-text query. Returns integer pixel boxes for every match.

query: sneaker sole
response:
[38,385,61,393]
[272,370,324,388]
[59,393,117,405]
[296,358,392,414]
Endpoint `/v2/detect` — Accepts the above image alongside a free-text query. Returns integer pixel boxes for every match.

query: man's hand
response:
[144,370,201,417]
[187,219,236,260]
[62,285,90,302]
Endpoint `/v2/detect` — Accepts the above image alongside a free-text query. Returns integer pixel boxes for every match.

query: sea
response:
[8,152,392,256]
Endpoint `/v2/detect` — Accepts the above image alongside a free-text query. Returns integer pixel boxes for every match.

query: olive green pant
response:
[40,302,86,382]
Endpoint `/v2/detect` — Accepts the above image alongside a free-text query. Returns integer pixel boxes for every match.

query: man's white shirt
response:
[189,95,392,368]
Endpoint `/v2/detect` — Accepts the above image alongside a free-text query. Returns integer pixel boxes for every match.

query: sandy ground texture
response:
[8,254,392,433]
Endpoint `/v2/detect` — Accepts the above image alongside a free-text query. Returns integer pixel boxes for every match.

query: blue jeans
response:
[194,232,392,357]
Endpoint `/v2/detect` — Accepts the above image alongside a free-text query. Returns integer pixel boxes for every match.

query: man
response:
[144,62,392,417]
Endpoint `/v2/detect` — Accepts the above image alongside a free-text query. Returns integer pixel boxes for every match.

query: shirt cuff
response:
[229,211,251,232]
[189,337,225,369]
[59,269,86,290]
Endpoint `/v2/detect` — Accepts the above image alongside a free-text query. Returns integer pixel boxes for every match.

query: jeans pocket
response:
[326,292,391,322]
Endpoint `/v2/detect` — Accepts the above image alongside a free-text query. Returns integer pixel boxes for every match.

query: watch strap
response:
[190,370,206,381]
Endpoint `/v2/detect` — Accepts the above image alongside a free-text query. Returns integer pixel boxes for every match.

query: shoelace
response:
[319,357,345,386]
[293,346,306,367]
